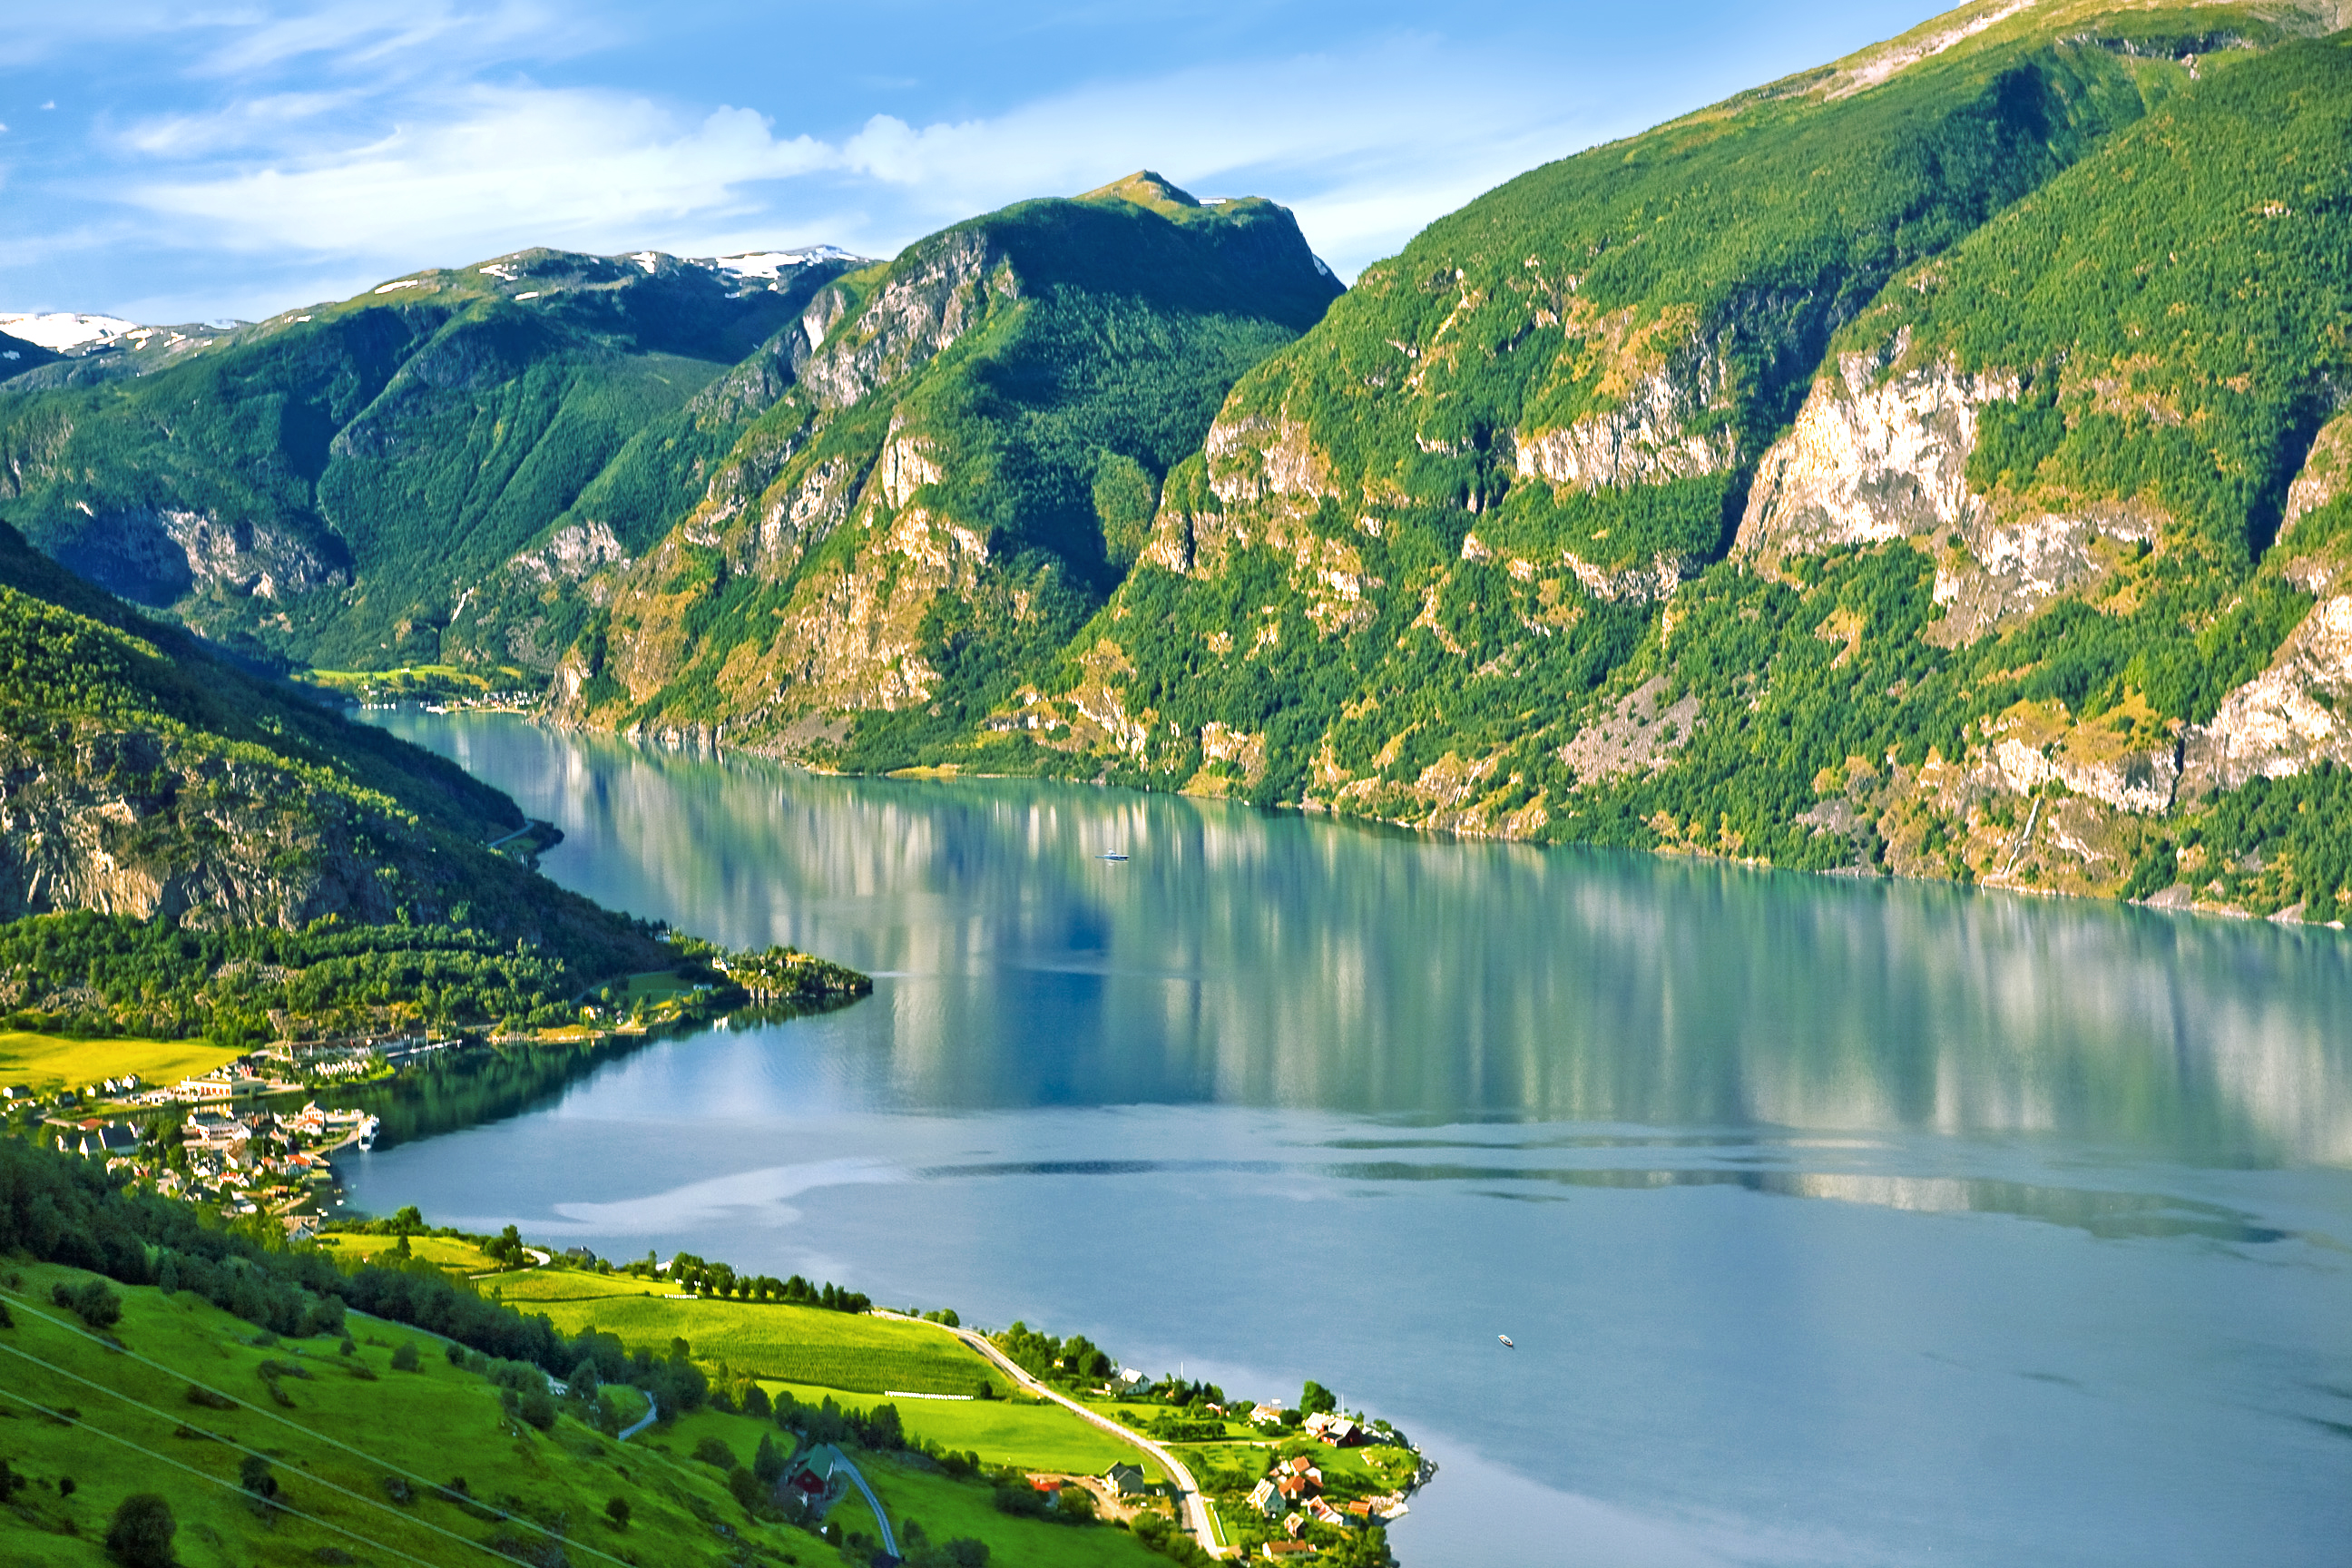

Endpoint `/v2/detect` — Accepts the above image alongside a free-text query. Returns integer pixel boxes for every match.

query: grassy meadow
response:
[492,1273,1005,1397]
[0,1033,244,1097]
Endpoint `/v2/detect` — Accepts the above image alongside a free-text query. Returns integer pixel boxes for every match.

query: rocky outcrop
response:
[2180,593,2352,793]
[47,505,347,607]
[1735,340,2015,561]
[798,230,1012,410]
[1205,415,1332,506]
[0,726,410,929]
[1557,677,1702,785]
[2283,412,2352,536]
[508,521,631,587]
[1514,338,1739,491]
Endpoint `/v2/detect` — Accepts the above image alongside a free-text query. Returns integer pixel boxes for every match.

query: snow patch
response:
[373,279,430,294]
[514,291,541,300]
[0,311,140,351]
[478,263,519,281]
[706,246,860,279]
[630,250,662,273]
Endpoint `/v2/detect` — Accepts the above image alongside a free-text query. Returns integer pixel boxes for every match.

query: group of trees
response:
[660,1251,873,1312]
[992,1319,1113,1384]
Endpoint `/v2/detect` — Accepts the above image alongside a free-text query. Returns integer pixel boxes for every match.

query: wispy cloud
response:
[112,33,1602,277]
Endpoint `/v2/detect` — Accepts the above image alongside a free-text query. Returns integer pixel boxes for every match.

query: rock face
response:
[545,178,1343,748]
[2283,412,2352,536]
[47,505,348,607]
[1735,340,2014,562]
[2181,593,2352,792]
[797,230,1009,412]
[0,727,406,928]
[1514,337,1739,492]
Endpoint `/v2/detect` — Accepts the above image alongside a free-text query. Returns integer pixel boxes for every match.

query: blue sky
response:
[2,0,1946,323]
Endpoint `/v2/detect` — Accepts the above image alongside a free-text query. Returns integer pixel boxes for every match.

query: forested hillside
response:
[0,246,859,671]
[0,517,669,1032]
[10,0,2352,923]
[879,2,2352,921]
[539,173,1346,764]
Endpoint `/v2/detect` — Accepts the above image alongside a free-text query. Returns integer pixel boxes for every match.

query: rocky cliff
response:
[0,522,664,973]
[541,174,1344,760]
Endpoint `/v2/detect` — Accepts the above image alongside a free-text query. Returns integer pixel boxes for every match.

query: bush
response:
[104,1493,177,1568]
[692,1435,736,1468]
[54,1278,122,1330]
[239,1455,278,1500]
[389,1341,420,1372]
[515,1387,556,1430]
[603,1495,631,1529]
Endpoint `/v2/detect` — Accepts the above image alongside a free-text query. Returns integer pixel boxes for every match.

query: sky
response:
[0,0,1949,325]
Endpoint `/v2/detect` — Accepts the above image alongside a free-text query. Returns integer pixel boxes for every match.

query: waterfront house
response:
[1261,1543,1318,1561]
[1306,1498,1346,1527]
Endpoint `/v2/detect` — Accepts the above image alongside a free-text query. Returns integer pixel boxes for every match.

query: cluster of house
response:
[54,1099,377,1231]
[1243,1451,1411,1549]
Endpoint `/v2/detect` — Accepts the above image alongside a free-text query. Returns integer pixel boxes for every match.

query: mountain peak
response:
[1081,171,1202,218]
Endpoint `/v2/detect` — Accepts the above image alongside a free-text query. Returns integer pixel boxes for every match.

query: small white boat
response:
[1099,851,1129,861]
[1497,1334,1514,1348]
[355,1115,381,1152]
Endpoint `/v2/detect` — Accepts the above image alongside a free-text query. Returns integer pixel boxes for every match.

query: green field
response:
[503,1280,1006,1396]
[0,1260,808,1567]
[760,1380,1161,1479]
[0,1033,244,1097]
[311,1233,504,1276]
[660,1408,1170,1568]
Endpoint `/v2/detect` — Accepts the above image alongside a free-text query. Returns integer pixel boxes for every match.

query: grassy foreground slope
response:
[0,1260,1162,1568]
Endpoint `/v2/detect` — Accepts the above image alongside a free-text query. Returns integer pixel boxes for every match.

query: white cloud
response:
[127,87,837,258]
[112,33,1620,279]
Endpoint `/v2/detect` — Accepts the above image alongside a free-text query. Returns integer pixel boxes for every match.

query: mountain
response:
[537,172,1346,763]
[853,2,2347,921]
[0,246,865,671]
[0,516,666,1012]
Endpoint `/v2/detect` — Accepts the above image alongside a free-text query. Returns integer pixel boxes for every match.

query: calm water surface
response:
[354,711,2352,1567]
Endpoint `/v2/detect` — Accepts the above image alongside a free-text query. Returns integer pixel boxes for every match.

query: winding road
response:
[874,1312,1226,1559]
[828,1453,900,1561]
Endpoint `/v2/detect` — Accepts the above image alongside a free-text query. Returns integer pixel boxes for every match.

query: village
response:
[9,1048,401,1235]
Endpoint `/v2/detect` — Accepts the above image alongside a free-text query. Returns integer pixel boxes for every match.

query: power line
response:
[0,1335,548,1567]
[1,1289,649,1568]
[0,1383,448,1568]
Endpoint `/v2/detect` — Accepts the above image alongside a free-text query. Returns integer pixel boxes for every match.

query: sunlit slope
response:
[541,174,1344,763]
[0,248,858,671]
[965,5,2352,918]
[0,517,662,975]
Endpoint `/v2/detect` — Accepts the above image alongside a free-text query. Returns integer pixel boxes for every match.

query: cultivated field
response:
[500,1278,1005,1396]
[760,1378,1161,1478]
[0,1032,244,1096]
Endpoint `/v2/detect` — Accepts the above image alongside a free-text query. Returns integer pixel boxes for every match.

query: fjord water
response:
[358,712,2351,1568]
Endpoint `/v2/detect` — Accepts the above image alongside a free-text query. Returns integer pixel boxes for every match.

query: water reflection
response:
[385,712,2352,1169]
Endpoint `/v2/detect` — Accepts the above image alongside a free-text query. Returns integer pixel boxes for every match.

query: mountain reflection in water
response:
[356,711,2352,1568]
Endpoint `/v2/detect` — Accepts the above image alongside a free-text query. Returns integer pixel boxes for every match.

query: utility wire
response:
[0,1336,551,1567]
[0,1289,647,1568]
[0,1383,448,1568]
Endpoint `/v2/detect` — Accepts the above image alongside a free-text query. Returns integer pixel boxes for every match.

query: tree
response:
[104,1493,177,1567]
[603,1495,631,1529]
[1300,1380,1337,1416]
[239,1454,278,1500]
[753,1432,787,1485]
[390,1340,420,1372]
[390,1206,426,1235]
[516,1387,556,1430]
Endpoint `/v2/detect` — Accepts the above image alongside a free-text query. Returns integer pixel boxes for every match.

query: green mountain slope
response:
[0,517,668,1020]
[0,248,859,671]
[538,174,1344,762]
[862,1,2350,921]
